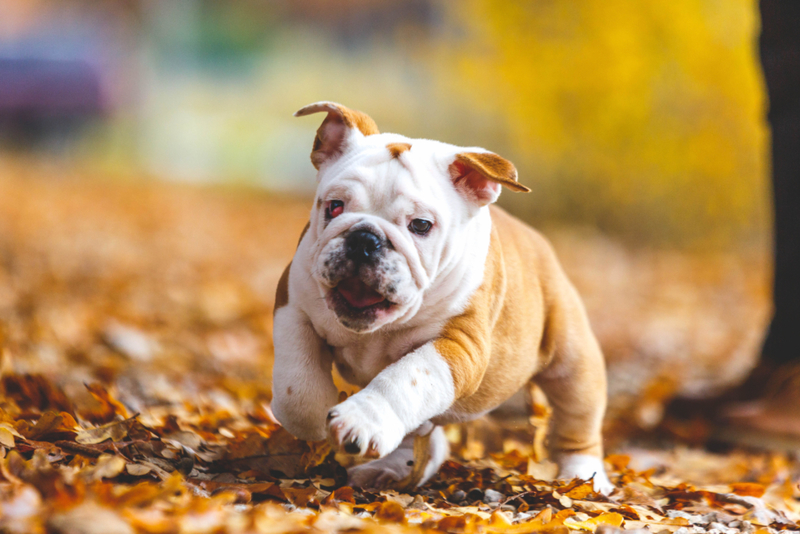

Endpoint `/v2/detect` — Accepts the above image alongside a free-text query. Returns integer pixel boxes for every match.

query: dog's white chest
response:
[328,332,419,388]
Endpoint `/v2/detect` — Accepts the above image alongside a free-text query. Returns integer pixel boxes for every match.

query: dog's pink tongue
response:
[337,277,385,308]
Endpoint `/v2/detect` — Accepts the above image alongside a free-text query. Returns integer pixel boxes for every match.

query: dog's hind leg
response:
[347,424,448,490]
[534,290,613,494]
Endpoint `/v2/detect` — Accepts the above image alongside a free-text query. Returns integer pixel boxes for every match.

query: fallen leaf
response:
[565,512,625,531]
[75,416,139,445]
[126,463,152,477]
[17,411,78,441]
[84,383,130,423]
[0,427,15,448]
[375,501,406,523]
[731,482,766,498]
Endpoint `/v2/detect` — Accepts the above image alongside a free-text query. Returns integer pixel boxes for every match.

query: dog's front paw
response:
[327,393,405,458]
[557,454,614,495]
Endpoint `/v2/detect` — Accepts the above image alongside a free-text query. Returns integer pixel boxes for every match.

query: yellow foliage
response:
[436,0,768,246]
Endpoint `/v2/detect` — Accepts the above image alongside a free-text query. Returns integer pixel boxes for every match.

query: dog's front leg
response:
[271,306,339,441]
[327,342,455,458]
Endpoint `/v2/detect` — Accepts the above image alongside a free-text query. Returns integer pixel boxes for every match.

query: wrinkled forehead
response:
[318,134,455,201]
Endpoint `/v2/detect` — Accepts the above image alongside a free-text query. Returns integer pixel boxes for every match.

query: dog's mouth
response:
[333,277,392,310]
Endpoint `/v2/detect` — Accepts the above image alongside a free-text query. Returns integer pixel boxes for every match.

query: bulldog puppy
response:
[272,102,613,494]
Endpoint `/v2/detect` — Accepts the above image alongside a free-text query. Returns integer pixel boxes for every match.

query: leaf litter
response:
[0,166,795,533]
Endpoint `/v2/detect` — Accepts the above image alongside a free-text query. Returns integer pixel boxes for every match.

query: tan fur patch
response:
[340,107,379,137]
[454,152,531,193]
[274,222,310,312]
[432,206,606,458]
[296,102,379,169]
[386,142,411,158]
[433,206,544,403]
[296,102,379,137]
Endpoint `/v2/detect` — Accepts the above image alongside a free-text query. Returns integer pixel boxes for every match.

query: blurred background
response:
[0,0,773,442]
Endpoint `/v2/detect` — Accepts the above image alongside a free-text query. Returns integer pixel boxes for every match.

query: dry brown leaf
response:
[125,463,152,477]
[1,374,74,415]
[0,427,16,448]
[84,454,127,481]
[0,174,796,534]
[75,416,139,445]
[84,384,130,423]
[17,411,78,441]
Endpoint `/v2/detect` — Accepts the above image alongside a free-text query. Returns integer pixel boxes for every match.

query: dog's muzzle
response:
[345,229,382,264]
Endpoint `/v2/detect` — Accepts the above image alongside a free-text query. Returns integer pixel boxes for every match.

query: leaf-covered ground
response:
[0,163,796,534]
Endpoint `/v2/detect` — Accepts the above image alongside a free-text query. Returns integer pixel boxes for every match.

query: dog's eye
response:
[326,200,344,219]
[408,219,432,235]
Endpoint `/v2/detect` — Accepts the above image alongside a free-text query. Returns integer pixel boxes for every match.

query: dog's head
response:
[296,102,530,333]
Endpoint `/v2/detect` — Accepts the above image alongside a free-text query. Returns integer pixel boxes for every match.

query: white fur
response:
[327,343,455,455]
[272,130,490,482]
[283,134,492,390]
[273,110,613,492]
[557,454,614,495]
[348,425,449,489]
[271,306,338,441]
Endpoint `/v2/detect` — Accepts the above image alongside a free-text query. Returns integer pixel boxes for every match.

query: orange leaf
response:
[283,486,318,507]
[84,383,130,423]
[18,412,78,440]
[324,486,355,505]
[375,501,406,523]
[437,516,467,532]
[565,482,595,499]
[730,483,766,498]
[565,512,625,532]
[605,454,630,471]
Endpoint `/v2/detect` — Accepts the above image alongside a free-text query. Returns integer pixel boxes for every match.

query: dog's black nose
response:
[345,230,382,263]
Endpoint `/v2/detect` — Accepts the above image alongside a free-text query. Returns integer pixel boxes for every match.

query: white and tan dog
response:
[272,102,612,493]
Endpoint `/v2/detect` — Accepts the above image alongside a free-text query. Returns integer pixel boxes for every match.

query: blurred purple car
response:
[0,57,104,146]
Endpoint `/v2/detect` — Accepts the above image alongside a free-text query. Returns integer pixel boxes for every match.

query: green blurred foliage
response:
[434,0,769,247]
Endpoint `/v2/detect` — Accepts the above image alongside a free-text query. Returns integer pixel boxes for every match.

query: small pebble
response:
[448,490,466,504]
[484,489,504,504]
[466,488,484,502]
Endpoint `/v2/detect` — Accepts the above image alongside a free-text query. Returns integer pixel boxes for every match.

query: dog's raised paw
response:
[326,393,405,458]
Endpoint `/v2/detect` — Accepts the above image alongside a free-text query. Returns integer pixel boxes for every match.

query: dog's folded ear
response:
[294,102,379,170]
[449,151,531,206]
